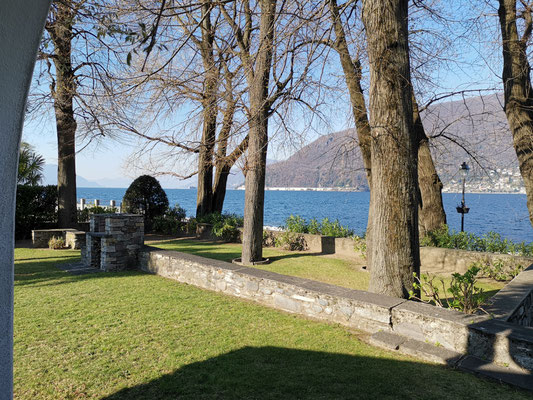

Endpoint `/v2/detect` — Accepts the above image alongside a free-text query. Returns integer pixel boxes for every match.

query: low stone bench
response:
[32,228,77,248]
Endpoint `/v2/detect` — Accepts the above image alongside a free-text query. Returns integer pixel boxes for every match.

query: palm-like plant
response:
[18,142,45,186]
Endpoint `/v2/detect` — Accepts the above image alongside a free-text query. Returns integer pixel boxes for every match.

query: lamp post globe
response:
[456,162,470,232]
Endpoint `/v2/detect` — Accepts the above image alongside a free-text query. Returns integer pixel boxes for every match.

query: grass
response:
[14,246,530,399]
[151,239,505,299]
[152,239,369,290]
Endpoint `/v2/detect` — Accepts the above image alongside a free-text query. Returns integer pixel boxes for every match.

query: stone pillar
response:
[110,200,116,208]
[0,1,51,398]
[94,199,100,207]
[80,198,86,210]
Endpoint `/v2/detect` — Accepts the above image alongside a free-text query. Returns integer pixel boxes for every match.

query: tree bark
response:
[413,93,446,236]
[362,0,420,298]
[241,0,276,264]
[329,0,374,265]
[196,2,218,218]
[48,2,78,228]
[498,0,533,228]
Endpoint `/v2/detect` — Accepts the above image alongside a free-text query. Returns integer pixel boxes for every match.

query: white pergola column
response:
[0,1,51,399]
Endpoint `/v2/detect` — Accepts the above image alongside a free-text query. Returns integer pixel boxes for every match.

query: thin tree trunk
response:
[48,3,77,228]
[329,0,374,265]
[413,93,446,236]
[196,2,217,218]
[362,0,420,298]
[212,70,240,214]
[212,137,249,213]
[241,0,276,265]
[498,0,533,228]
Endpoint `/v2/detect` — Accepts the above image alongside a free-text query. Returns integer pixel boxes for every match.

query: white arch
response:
[0,1,51,398]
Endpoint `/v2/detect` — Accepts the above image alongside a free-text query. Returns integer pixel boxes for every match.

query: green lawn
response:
[151,239,504,298]
[14,246,528,399]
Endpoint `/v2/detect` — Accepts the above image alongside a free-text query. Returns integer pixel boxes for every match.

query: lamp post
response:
[456,162,470,232]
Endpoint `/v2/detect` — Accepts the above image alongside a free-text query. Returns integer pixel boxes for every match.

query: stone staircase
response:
[368,330,533,391]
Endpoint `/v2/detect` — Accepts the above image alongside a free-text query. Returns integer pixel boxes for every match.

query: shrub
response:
[320,218,354,237]
[284,215,308,233]
[353,236,367,259]
[77,206,118,222]
[282,214,354,238]
[152,205,187,235]
[409,265,488,314]
[275,232,307,251]
[421,224,533,257]
[122,175,169,232]
[476,259,524,282]
[15,184,58,239]
[262,230,276,247]
[48,236,66,250]
[198,213,244,242]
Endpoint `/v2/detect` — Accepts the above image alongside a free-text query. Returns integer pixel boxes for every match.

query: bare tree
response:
[102,0,250,217]
[362,0,420,297]
[497,0,533,227]
[329,0,445,243]
[32,0,118,227]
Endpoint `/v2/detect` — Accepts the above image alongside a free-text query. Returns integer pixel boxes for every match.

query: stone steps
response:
[368,331,533,392]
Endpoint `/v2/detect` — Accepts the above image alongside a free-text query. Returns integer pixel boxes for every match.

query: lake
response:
[77,188,533,243]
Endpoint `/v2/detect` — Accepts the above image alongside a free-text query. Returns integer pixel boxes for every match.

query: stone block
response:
[399,338,462,365]
[369,331,407,350]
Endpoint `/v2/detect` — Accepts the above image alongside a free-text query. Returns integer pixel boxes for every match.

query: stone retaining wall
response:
[139,247,533,372]
[486,264,533,328]
[263,231,533,274]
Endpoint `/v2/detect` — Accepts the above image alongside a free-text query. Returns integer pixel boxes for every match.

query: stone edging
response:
[139,246,533,375]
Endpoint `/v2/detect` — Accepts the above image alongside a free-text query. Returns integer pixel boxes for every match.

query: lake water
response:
[78,188,533,243]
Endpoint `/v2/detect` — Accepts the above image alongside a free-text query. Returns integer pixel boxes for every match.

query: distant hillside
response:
[266,94,523,192]
[265,130,368,190]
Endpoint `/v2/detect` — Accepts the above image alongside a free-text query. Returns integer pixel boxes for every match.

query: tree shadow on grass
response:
[102,346,528,400]
[14,257,146,288]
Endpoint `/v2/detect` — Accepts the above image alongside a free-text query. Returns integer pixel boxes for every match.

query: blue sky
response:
[22,1,504,188]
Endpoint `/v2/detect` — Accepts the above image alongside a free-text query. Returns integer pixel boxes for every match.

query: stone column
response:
[0,1,51,398]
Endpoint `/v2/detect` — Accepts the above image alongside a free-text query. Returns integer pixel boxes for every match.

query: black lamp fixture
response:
[456,162,470,232]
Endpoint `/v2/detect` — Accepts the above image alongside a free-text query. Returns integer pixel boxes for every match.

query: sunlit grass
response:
[14,247,526,399]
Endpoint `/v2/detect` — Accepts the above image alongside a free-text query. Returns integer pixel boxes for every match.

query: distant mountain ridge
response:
[265,94,523,192]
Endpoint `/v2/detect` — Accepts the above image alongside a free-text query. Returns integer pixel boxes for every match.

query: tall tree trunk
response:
[362,0,420,298]
[329,0,374,265]
[196,2,217,218]
[48,3,77,228]
[212,71,239,214]
[413,93,446,236]
[498,0,533,228]
[241,0,276,265]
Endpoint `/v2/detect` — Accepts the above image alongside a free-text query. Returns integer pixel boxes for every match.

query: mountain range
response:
[265,94,522,192]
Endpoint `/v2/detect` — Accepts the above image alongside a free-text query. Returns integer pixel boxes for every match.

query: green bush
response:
[476,259,524,282]
[282,215,354,238]
[15,185,58,239]
[421,224,533,257]
[77,206,118,223]
[409,265,488,314]
[353,236,367,259]
[122,175,169,232]
[284,215,308,233]
[152,205,187,235]
[198,213,244,242]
